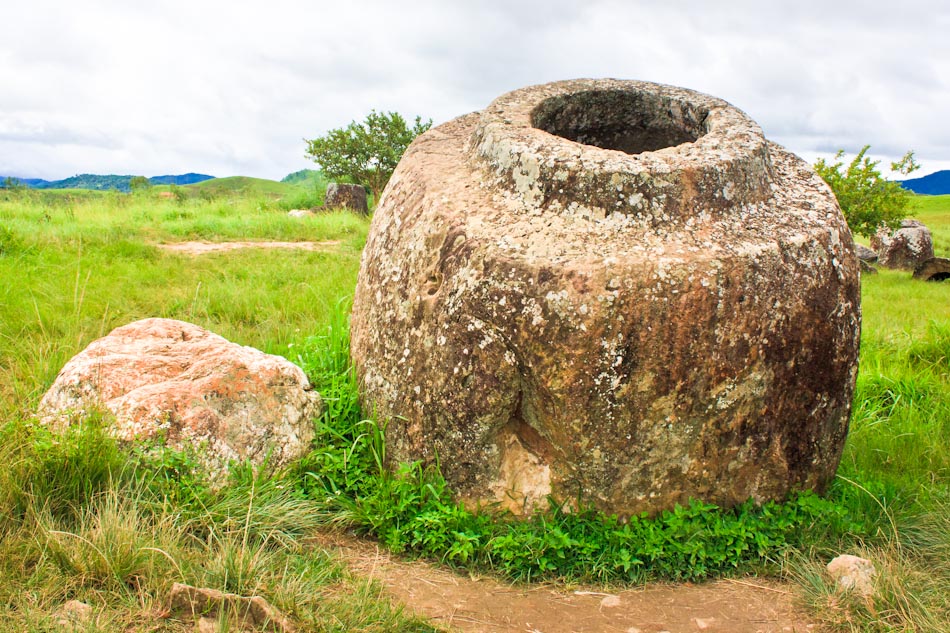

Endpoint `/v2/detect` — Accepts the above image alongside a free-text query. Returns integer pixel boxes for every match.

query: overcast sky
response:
[2,0,947,181]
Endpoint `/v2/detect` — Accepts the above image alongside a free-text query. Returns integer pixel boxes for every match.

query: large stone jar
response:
[350,79,861,516]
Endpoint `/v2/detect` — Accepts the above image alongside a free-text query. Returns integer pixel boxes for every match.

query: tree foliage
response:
[129,176,151,193]
[2,177,25,191]
[814,146,920,238]
[305,111,432,202]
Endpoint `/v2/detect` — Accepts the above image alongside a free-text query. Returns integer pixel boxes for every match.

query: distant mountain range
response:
[0,173,215,193]
[899,170,950,195]
[5,168,946,196]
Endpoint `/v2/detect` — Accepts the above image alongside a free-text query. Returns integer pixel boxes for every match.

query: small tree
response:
[305,111,432,202]
[129,175,151,193]
[2,177,24,191]
[814,146,920,238]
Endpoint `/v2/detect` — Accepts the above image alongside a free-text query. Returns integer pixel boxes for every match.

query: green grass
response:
[0,191,365,419]
[1,188,949,631]
[908,194,950,256]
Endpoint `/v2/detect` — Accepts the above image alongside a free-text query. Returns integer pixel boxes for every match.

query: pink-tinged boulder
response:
[350,79,861,517]
[827,554,876,597]
[39,318,320,477]
[871,219,934,269]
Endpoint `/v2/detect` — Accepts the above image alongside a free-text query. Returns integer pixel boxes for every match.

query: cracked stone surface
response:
[39,318,321,479]
[350,79,861,516]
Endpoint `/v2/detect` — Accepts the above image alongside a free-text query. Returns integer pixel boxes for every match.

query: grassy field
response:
[1,188,948,631]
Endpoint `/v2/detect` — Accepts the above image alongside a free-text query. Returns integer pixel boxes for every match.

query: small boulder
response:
[854,243,878,263]
[325,183,368,215]
[54,600,94,631]
[167,582,294,632]
[39,318,320,478]
[287,209,314,218]
[859,259,878,275]
[827,554,875,597]
[913,256,950,282]
[871,219,934,269]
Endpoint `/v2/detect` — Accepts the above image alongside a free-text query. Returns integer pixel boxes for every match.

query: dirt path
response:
[312,533,817,633]
[157,240,341,255]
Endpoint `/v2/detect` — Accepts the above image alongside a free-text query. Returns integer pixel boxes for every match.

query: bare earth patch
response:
[157,240,341,255]
[311,533,816,633]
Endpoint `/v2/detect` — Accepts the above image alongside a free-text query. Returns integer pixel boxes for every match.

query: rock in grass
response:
[167,582,294,632]
[871,219,934,270]
[854,243,878,263]
[827,554,876,597]
[350,79,861,517]
[39,318,320,479]
[913,256,950,282]
[54,600,94,631]
[325,182,368,215]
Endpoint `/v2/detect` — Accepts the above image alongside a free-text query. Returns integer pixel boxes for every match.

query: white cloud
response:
[1,0,948,180]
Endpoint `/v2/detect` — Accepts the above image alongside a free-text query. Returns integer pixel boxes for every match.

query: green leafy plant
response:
[814,146,920,237]
[305,111,432,202]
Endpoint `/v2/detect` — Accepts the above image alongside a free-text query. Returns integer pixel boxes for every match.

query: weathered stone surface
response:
[827,554,875,597]
[350,79,861,516]
[913,256,950,281]
[54,600,94,631]
[859,259,878,275]
[325,182,368,214]
[287,208,315,218]
[168,582,294,632]
[39,318,320,477]
[854,243,878,263]
[871,219,934,269]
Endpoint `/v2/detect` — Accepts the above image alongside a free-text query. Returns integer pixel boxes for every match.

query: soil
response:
[157,240,341,255]
[311,532,818,633]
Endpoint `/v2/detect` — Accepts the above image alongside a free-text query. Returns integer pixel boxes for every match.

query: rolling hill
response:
[1,173,214,192]
[900,170,950,195]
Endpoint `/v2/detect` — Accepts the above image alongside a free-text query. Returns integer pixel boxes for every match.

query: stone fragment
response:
[600,595,622,608]
[287,209,314,218]
[859,259,878,275]
[912,256,950,282]
[325,183,368,214]
[826,554,875,597]
[54,600,94,631]
[198,617,219,633]
[854,243,878,262]
[350,79,861,516]
[871,219,934,269]
[168,582,294,632]
[39,318,320,479]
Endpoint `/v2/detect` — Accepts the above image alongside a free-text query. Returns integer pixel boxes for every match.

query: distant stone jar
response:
[871,219,934,270]
[350,79,861,516]
[325,183,368,215]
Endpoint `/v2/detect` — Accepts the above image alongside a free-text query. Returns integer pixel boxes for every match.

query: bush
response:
[814,146,919,238]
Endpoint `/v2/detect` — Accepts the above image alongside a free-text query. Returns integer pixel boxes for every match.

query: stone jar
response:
[325,182,369,215]
[350,79,861,516]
